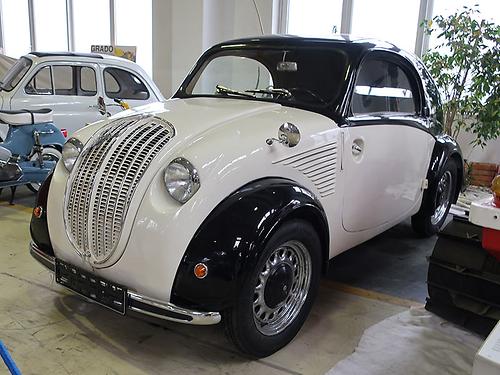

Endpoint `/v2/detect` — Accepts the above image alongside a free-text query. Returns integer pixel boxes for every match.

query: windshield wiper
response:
[215,85,254,98]
[245,88,292,98]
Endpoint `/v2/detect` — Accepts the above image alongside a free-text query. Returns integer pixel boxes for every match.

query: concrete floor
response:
[0,187,431,375]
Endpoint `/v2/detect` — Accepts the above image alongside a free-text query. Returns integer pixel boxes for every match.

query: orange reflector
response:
[194,263,208,279]
[33,206,43,218]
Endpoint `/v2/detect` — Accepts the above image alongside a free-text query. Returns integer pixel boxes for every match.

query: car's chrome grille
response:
[65,115,175,264]
[273,141,337,197]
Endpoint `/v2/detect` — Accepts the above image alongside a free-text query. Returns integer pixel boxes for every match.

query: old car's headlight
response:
[164,157,200,203]
[62,138,83,172]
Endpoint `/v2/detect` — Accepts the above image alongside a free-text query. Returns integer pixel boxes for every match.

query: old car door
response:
[342,52,435,232]
[10,62,105,136]
[101,66,156,115]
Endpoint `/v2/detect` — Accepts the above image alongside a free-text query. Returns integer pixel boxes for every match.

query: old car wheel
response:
[412,159,457,237]
[27,147,61,193]
[224,220,321,358]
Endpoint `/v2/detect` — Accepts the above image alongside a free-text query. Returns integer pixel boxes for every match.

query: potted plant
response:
[422,6,499,149]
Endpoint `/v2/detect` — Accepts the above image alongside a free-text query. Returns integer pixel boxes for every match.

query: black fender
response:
[30,172,54,256]
[170,178,329,312]
[420,134,464,216]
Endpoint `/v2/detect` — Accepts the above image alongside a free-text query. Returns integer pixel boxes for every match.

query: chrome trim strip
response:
[28,242,221,325]
[128,291,221,325]
[29,241,55,271]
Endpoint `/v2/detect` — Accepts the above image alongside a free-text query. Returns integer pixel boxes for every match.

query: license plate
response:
[55,259,127,314]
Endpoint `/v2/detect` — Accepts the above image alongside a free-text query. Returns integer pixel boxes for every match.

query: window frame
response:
[24,65,54,96]
[24,63,99,97]
[348,50,424,118]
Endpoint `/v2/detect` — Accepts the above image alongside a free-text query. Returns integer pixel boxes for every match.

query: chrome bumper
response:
[29,241,221,325]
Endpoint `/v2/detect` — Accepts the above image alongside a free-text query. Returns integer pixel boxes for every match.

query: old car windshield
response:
[183,48,349,108]
[0,57,32,91]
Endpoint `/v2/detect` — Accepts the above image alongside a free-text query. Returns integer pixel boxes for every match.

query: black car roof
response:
[209,34,404,54]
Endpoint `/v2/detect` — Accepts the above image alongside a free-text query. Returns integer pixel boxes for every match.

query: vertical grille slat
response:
[273,141,337,198]
[64,116,175,264]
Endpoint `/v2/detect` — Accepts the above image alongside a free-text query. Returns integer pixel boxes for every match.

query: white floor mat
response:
[326,308,484,375]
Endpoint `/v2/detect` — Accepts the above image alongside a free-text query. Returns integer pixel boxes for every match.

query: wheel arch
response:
[170,177,329,312]
[420,135,464,215]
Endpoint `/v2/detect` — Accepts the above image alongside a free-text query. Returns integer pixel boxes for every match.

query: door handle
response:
[352,143,362,156]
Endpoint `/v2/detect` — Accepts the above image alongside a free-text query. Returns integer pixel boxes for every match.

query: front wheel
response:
[412,159,457,236]
[224,220,322,358]
[26,147,61,193]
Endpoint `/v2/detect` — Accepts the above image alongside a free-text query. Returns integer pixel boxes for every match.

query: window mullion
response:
[28,0,36,51]
[66,0,74,51]
[110,0,115,45]
[340,0,353,34]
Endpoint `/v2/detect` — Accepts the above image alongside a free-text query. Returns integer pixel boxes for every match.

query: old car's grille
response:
[65,115,175,264]
[274,141,337,197]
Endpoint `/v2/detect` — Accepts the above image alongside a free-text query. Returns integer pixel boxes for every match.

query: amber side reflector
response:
[194,263,208,279]
[33,206,43,218]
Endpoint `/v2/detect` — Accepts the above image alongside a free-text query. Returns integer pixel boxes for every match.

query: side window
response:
[352,58,417,115]
[53,65,76,95]
[80,67,97,96]
[104,67,150,100]
[25,66,53,95]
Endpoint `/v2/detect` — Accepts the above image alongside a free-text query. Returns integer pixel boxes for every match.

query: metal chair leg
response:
[9,186,16,205]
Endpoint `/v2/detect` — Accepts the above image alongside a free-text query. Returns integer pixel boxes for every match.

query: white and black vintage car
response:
[30,36,463,357]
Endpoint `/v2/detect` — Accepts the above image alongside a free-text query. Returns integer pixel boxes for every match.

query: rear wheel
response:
[412,159,457,236]
[26,147,61,193]
[224,220,321,358]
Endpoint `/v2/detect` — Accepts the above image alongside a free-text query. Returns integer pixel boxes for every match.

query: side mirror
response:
[266,122,301,147]
[97,96,107,116]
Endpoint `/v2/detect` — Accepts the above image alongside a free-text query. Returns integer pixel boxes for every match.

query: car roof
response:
[209,34,409,57]
[25,51,137,66]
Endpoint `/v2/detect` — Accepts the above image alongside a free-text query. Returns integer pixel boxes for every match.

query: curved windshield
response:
[1,57,32,91]
[183,48,349,109]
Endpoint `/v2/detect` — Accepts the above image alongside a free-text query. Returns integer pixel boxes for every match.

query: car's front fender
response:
[170,178,329,312]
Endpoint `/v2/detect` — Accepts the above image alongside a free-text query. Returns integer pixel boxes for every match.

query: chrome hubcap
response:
[253,240,311,336]
[431,170,453,225]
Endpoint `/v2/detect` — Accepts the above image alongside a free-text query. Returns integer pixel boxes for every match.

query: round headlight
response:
[164,158,200,204]
[62,138,83,172]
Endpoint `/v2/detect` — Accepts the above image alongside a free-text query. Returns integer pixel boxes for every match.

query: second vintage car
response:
[30,36,463,357]
[0,52,164,140]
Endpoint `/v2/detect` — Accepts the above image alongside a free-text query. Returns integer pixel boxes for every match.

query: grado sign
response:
[90,45,137,62]
[91,45,115,53]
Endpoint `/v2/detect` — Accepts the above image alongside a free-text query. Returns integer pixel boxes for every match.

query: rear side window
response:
[352,58,417,115]
[104,67,150,100]
[25,66,53,95]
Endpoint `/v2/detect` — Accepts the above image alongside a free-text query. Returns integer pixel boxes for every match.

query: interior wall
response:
[152,0,274,97]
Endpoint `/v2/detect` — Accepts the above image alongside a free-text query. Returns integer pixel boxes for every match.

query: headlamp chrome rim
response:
[62,137,84,172]
[164,157,200,204]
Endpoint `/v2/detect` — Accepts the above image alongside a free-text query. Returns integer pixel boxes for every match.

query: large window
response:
[351,0,420,53]
[33,0,68,52]
[1,0,31,58]
[73,0,111,52]
[115,0,153,76]
[287,0,343,38]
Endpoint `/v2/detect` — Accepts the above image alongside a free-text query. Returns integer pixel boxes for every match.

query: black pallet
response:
[425,217,500,337]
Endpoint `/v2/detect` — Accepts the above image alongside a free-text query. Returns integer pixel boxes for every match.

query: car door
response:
[10,62,105,136]
[342,52,435,232]
[101,66,156,115]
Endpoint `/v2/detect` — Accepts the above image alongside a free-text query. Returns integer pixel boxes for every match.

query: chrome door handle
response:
[352,143,362,155]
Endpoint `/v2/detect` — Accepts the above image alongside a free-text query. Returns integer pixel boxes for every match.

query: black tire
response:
[412,159,458,236]
[224,219,322,358]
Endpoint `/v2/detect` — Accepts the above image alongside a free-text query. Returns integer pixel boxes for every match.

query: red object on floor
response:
[61,128,68,138]
[483,227,500,260]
